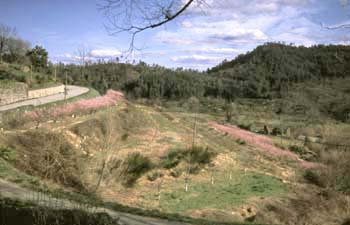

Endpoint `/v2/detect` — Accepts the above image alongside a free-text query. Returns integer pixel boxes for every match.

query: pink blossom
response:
[25,90,124,118]
[210,122,322,169]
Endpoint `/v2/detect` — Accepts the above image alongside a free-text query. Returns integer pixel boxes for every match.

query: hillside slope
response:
[208,43,350,97]
[1,97,350,225]
[0,61,60,89]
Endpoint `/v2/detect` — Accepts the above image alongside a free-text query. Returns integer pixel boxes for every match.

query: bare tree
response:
[98,0,204,51]
[5,37,31,64]
[157,176,163,208]
[0,23,17,61]
[92,108,129,193]
[341,0,349,8]
[93,109,116,193]
[188,96,199,147]
[76,45,91,80]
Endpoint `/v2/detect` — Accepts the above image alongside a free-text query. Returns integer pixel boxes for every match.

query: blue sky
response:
[0,0,349,70]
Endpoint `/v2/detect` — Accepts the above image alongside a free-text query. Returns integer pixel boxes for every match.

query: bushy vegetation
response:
[303,149,350,194]
[6,130,84,190]
[147,171,163,182]
[236,139,247,145]
[303,170,324,187]
[122,152,153,186]
[0,145,16,162]
[186,146,215,165]
[160,146,216,174]
[1,110,28,129]
[289,145,304,154]
[161,149,183,169]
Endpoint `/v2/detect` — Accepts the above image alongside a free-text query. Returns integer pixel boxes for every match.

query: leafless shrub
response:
[9,130,84,190]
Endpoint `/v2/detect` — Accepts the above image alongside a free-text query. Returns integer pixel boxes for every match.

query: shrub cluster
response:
[0,145,16,162]
[122,152,153,186]
[304,150,350,194]
[9,130,84,190]
[160,146,216,174]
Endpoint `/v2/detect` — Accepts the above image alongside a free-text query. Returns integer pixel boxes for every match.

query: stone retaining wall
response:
[28,85,65,99]
[0,83,28,106]
[0,84,64,106]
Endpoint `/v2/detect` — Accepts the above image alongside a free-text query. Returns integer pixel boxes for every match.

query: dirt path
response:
[210,122,320,169]
[0,85,89,112]
[0,178,188,225]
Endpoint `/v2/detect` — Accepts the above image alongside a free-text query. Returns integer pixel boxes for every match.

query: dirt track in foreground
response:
[0,178,187,225]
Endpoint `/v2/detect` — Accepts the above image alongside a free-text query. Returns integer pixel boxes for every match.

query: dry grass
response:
[5,130,84,190]
[2,98,350,225]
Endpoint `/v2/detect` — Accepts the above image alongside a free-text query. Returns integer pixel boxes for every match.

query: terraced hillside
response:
[1,94,350,225]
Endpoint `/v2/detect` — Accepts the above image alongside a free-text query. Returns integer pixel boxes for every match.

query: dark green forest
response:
[51,43,350,100]
[3,42,350,100]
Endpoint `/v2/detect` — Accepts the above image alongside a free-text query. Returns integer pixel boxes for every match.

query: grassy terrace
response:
[28,82,62,90]
[142,172,285,213]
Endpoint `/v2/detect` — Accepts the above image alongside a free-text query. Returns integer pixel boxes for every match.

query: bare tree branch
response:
[322,22,350,30]
[76,45,92,80]
[0,23,17,61]
[321,0,350,30]
[98,0,196,52]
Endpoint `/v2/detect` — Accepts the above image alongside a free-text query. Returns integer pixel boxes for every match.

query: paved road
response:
[0,178,188,225]
[0,85,90,112]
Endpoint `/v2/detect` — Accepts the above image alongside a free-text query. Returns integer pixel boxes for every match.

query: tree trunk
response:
[192,113,197,147]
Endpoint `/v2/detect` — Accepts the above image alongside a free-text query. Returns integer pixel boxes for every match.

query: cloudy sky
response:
[0,0,349,70]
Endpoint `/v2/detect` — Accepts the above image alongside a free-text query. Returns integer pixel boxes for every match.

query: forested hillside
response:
[53,43,350,101]
[208,43,350,98]
[2,41,349,121]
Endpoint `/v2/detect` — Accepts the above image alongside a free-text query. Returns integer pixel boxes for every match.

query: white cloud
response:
[181,21,193,28]
[155,30,195,45]
[157,20,269,46]
[188,47,241,54]
[52,48,123,64]
[90,49,122,58]
[149,0,341,69]
[172,54,222,64]
[186,0,309,16]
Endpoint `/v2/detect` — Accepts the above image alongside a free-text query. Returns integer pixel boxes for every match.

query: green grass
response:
[0,80,22,89]
[150,112,178,132]
[28,82,62,90]
[0,159,271,225]
[61,87,100,103]
[0,62,51,84]
[158,172,285,213]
